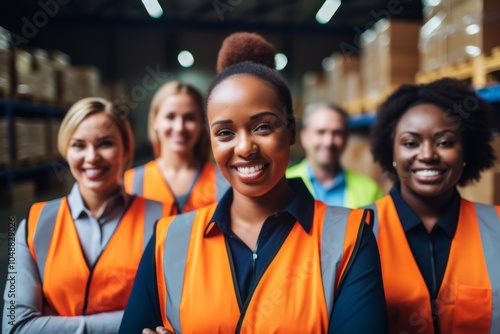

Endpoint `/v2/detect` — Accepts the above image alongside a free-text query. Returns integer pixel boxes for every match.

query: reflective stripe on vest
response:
[27,196,162,316]
[215,165,229,202]
[475,203,500,334]
[125,161,229,213]
[369,196,500,334]
[157,201,364,333]
[130,164,146,196]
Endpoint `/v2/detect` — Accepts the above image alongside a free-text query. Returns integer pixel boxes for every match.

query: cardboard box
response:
[15,118,47,161]
[0,26,10,97]
[74,66,101,100]
[422,0,500,66]
[325,54,361,106]
[0,118,9,165]
[340,134,389,195]
[361,19,421,109]
[458,135,500,205]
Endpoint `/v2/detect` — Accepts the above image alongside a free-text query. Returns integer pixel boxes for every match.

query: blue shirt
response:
[119,179,388,333]
[307,163,347,206]
[390,184,460,334]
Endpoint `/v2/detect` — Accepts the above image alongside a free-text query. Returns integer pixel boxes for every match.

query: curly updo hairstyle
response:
[216,32,276,73]
[209,32,293,121]
[371,77,495,186]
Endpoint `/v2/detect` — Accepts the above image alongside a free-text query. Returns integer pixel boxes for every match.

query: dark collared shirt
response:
[390,183,460,333]
[119,178,388,334]
[209,178,315,305]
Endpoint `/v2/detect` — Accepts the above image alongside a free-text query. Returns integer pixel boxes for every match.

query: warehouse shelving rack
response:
[0,99,67,186]
[348,84,500,128]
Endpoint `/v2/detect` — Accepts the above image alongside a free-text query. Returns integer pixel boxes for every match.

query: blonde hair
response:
[58,97,135,169]
[148,81,208,162]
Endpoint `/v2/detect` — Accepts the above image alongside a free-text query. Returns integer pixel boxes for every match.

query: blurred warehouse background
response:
[1,0,500,316]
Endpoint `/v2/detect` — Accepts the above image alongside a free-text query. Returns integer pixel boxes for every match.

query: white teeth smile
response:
[236,164,264,174]
[414,170,440,177]
[85,168,104,176]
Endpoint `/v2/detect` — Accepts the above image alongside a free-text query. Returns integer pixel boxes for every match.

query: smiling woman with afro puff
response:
[367,77,500,334]
[119,31,389,334]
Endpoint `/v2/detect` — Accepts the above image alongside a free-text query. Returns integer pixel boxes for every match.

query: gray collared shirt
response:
[67,183,131,266]
[2,183,133,334]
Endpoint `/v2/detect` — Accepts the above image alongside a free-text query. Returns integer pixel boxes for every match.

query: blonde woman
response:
[124,81,228,215]
[2,98,166,334]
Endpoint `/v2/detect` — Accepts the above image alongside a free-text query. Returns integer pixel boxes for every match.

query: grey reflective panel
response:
[163,211,197,333]
[132,165,146,196]
[321,205,351,318]
[215,167,230,201]
[33,199,62,284]
[144,200,163,249]
[475,203,500,334]
[365,204,379,238]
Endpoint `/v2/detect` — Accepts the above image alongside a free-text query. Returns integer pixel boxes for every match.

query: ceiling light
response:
[423,0,441,6]
[466,24,480,35]
[142,0,163,18]
[421,15,442,36]
[178,51,194,68]
[322,57,335,71]
[275,53,288,71]
[465,46,481,57]
[316,0,341,24]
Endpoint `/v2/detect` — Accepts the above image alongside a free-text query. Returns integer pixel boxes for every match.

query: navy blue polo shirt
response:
[119,179,388,334]
[390,183,460,334]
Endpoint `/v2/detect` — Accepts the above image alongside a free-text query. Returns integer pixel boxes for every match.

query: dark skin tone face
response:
[393,103,465,232]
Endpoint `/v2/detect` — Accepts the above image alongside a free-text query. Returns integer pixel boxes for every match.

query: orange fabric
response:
[155,201,363,333]
[27,201,46,262]
[30,197,148,316]
[336,208,363,287]
[124,161,218,215]
[375,196,492,334]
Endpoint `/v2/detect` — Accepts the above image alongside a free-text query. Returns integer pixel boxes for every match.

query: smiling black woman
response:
[119,32,388,334]
[368,77,500,334]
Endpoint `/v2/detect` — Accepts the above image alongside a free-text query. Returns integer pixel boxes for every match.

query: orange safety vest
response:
[154,201,371,333]
[367,196,500,334]
[26,196,164,316]
[124,161,229,215]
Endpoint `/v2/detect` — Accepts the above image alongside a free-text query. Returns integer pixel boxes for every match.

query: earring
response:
[463,162,466,167]
[392,161,397,167]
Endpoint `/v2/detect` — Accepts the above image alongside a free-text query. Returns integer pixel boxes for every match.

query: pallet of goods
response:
[416,0,500,87]
[0,26,10,99]
[325,53,362,114]
[360,19,421,112]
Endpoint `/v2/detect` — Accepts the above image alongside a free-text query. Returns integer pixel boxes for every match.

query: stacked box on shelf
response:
[48,119,61,156]
[325,53,362,114]
[361,19,421,111]
[302,72,328,111]
[15,117,47,162]
[74,66,101,100]
[49,51,77,106]
[0,118,8,165]
[14,49,37,100]
[417,0,500,86]
[32,49,56,104]
[0,26,11,98]
[419,3,448,72]
[459,135,500,205]
[447,0,500,65]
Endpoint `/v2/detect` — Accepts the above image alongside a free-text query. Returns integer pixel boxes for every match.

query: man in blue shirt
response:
[287,102,383,208]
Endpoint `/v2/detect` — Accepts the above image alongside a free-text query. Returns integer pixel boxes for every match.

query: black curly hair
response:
[206,61,294,119]
[371,77,495,186]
